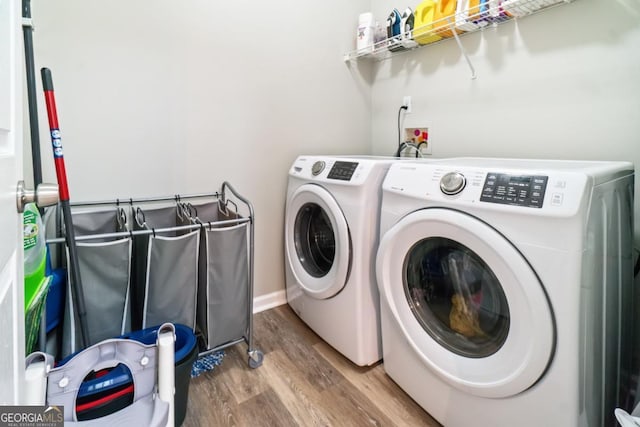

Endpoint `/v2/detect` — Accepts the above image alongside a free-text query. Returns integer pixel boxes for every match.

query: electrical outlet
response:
[403,96,412,113]
[404,127,432,155]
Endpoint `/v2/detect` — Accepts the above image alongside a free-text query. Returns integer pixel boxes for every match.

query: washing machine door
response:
[285,184,351,299]
[376,208,555,398]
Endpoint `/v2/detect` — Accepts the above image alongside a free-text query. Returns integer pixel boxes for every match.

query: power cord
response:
[417,141,428,153]
[396,105,408,157]
[398,141,421,157]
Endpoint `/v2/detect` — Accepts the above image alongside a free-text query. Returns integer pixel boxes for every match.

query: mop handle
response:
[41,68,70,201]
[41,67,90,348]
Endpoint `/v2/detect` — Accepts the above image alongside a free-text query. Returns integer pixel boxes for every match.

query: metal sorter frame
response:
[47,181,263,368]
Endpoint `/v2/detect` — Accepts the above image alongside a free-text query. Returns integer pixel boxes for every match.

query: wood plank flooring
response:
[183,305,440,427]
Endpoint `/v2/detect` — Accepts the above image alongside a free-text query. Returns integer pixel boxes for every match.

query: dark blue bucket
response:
[120,323,197,364]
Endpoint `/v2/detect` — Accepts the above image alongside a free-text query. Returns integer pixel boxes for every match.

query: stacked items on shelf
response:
[348,0,573,61]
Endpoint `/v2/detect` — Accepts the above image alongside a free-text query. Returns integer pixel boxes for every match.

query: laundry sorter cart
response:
[46,181,263,368]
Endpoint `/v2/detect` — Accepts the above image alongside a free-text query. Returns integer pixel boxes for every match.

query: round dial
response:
[311,161,326,176]
[440,172,466,195]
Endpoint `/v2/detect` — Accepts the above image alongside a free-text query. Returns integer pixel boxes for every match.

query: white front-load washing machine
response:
[285,155,399,366]
[376,158,634,426]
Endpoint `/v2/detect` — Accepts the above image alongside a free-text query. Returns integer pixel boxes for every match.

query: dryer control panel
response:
[289,156,394,186]
[480,173,548,208]
[327,161,358,181]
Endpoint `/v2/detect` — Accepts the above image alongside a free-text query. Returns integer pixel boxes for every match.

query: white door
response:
[376,208,555,398]
[285,184,351,299]
[0,0,26,405]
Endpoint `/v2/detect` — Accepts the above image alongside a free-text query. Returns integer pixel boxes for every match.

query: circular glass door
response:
[294,203,335,278]
[285,184,351,299]
[404,237,510,359]
[376,208,555,398]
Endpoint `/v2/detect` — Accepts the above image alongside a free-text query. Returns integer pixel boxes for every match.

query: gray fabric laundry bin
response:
[62,208,131,358]
[189,202,250,350]
[131,205,199,332]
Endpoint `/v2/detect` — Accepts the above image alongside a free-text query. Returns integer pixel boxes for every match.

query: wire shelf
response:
[344,0,576,63]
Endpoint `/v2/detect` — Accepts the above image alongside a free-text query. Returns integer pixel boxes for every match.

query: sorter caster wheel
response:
[248,350,264,369]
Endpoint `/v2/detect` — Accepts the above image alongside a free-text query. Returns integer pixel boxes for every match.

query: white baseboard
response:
[253,289,287,314]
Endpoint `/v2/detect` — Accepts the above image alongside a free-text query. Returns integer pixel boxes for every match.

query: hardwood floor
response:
[183,305,440,426]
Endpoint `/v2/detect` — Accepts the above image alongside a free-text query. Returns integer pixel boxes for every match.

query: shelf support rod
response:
[447,18,477,80]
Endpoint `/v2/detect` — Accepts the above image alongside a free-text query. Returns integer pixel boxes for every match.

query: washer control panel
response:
[480,172,548,208]
[327,161,359,181]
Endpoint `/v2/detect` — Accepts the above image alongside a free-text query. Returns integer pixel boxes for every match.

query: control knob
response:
[440,172,466,195]
[311,161,325,176]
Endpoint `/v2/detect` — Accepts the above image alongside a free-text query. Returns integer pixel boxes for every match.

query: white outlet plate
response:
[403,96,412,113]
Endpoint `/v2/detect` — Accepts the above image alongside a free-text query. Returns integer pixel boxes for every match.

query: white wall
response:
[23,0,640,301]
[27,0,373,298]
[370,0,640,246]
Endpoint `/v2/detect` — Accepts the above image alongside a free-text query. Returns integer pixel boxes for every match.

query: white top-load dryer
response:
[376,158,634,426]
[285,155,400,366]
